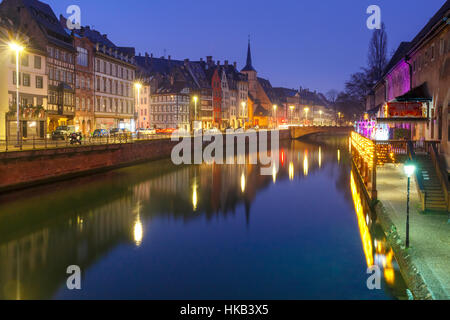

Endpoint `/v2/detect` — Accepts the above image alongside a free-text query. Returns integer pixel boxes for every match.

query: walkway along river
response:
[0,135,408,299]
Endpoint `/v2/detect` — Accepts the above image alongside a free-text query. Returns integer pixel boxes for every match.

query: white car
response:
[136,128,156,135]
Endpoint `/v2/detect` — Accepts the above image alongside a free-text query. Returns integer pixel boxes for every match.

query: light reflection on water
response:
[0,136,407,300]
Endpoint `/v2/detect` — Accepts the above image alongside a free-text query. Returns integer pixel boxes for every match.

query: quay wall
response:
[0,130,290,193]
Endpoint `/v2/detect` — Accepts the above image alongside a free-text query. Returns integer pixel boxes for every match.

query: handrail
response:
[407,140,426,211]
[430,142,449,211]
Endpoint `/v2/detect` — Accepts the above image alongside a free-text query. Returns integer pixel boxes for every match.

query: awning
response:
[377,117,428,123]
[395,83,432,102]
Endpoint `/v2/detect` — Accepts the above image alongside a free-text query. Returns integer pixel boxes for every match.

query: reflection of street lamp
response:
[9,42,25,146]
[404,161,416,248]
[193,96,198,121]
[273,104,278,128]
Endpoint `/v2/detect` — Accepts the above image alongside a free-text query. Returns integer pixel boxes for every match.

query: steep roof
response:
[383,41,411,76]
[257,77,275,102]
[18,0,74,51]
[408,1,450,53]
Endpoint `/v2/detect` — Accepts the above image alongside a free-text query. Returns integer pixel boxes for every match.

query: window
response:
[36,76,43,88]
[55,49,59,60]
[33,56,41,69]
[21,54,29,67]
[23,74,30,86]
[77,47,88,66]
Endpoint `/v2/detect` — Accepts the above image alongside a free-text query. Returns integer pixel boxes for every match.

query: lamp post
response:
[134,82,142,130]
[9,42,24,147]
[304,107,309,126]
[273,104,278,129]
[337,112,341,126]
[193,96,198,121]
[290,105,295,125]
[404,161,416,248]
[241,101,246,128]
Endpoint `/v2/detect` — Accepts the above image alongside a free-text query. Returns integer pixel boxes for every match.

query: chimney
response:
[217,60,220,66]
[145,52,149,66]
[200,58,204,62]
[102,34,107,39]
[206,56,213,66]
[184,58,189,67]
[233,61,237,68]
[224,60,228,66]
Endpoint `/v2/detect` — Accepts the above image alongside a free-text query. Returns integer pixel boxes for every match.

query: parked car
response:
[136,128,156,135]
[52,125,76,140]
[92,129,109,138]
[110,128,132,138]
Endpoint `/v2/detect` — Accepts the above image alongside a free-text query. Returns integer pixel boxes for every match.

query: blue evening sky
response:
[45,0,445,93]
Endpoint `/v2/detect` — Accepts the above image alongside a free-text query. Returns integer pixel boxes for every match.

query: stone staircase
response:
[416,154,448,212]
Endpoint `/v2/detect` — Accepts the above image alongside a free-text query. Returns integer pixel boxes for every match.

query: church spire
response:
[242,37,256,72]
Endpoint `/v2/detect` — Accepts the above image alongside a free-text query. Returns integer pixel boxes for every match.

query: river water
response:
[0,135,407,299]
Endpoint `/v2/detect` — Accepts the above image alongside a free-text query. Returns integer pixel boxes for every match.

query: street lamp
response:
[290,105,295,125]
[9,42,24,146]
[273,104,278,129]
[134,82,142,129]
[304,107,309,125]
[193,96,198,121]
[404,161,416,249]
[241,101,246,128]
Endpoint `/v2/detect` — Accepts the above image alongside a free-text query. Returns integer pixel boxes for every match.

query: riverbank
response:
[0,130,290,193]
[375,164,450,300]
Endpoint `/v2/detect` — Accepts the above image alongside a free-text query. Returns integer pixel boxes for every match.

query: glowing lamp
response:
[404,161,416,178]
[9,42,24,52]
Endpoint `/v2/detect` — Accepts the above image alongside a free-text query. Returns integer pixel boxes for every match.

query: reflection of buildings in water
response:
[0,195,138,300]
[350,170,397,287]
[0,136,356,300]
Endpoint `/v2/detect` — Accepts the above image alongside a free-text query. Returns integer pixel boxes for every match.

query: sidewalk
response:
[376,164,450,300]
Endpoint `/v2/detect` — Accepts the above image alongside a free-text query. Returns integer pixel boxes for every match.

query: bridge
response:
[289,125,353,139]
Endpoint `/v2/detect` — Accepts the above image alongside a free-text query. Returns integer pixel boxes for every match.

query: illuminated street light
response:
[134,82,142,130]
[193,95,199,122]
[241,101,246,127]
[273,104,278,129]
[403,160,416,248]
[289,105,295,125]
[9,42,25,147]
[304,107,309,125]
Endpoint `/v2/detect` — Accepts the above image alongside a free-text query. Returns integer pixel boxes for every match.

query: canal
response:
[0,135,407,299]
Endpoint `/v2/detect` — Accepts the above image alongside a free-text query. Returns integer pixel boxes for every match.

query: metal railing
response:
[0,133,173,153]
[430,142,449,212]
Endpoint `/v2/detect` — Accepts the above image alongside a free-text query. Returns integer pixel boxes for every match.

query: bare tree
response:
[368,22,388,82]
[326,89,338,104]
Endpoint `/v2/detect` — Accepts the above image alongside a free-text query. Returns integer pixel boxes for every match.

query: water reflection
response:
[0,136,406,300]
[350,169,402,293]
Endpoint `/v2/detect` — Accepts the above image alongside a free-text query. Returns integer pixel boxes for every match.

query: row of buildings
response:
[365,1,450,167]
[0,0,334,141]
